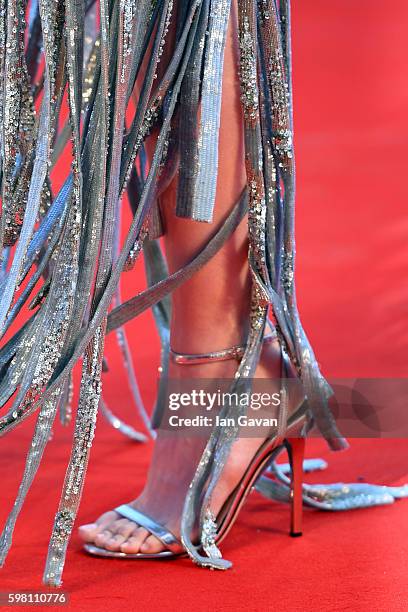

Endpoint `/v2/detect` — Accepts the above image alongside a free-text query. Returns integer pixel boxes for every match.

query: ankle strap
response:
[169,331,277,365]
[170,344,245,365]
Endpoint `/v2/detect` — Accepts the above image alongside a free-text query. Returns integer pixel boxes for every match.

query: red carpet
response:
[1,1,408,610]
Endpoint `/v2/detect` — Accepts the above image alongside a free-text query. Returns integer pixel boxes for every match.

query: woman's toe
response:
[140,534,165,554]
[78,511,118,542]
[104,520,136,551]
[78,523,98,542]
[105,533,128,551]
[120,527,149,554]
[94,529,114,547]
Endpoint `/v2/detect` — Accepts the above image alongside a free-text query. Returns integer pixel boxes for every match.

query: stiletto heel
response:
[285,437,305,537]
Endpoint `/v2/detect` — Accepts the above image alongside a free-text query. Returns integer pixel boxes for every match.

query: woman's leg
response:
[161,11,250,357]
[79,2,286,554]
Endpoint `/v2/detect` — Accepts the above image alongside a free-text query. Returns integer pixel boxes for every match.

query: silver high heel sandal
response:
[83,334,308,561]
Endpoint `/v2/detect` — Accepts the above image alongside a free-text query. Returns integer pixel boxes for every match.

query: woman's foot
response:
[78,337,299,555]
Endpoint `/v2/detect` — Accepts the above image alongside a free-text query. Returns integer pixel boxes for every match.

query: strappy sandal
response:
[83,335,308,561]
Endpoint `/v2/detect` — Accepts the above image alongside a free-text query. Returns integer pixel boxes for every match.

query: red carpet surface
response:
[1,1,408,611]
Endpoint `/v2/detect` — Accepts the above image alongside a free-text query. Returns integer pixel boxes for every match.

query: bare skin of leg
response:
[79,4,294,554]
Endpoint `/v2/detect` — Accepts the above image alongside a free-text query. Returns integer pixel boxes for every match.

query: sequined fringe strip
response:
[0,389,61,566]
[189,0,232,222]
[43,323,106,586]
[257,0,347,449]
[256,455,408,511]
[0,2,58,334]
[0,0,30,248]
[175,0,210,217]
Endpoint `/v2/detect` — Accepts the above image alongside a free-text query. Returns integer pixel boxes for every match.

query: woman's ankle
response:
[169,316,249,356]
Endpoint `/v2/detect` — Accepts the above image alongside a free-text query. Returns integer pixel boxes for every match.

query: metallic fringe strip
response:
[257,0,347,449]
[175,0,210,218]
[189,0,232,222]
[257,456,408,511]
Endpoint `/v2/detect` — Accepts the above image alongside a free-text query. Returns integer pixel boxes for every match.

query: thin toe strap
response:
[114,504,182,553]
